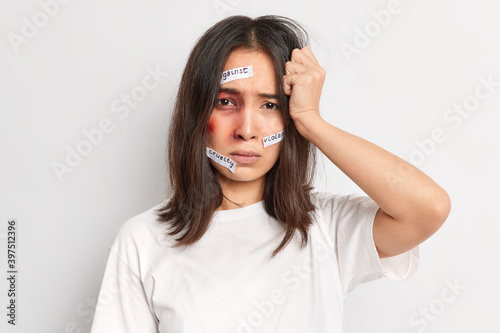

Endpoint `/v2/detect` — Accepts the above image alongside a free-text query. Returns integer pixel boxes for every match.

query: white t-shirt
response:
[90,192,419,333]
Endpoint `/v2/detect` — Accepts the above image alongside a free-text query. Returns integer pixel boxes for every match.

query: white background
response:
[1,0,499,332]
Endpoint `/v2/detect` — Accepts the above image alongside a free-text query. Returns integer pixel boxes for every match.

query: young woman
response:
[91,15,450,332]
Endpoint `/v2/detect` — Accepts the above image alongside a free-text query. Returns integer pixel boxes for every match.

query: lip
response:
[229,150,261,164]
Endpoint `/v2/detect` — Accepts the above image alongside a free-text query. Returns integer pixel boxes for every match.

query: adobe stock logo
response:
[385,74,498,190]
[7,0,73,53]
[51,64,168,182]
[401,278,466,333]
[236,237,334,332]
[340,0,403,63]
[407,74,499,167]
[212,0,243,19]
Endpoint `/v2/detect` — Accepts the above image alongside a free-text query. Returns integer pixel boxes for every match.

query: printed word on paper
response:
[221,66,253,84]
[206,147,236,173]
[263,131,284,148]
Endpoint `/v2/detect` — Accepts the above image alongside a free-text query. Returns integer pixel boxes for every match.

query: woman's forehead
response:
[221,49,277,92]
[223,49,275,74]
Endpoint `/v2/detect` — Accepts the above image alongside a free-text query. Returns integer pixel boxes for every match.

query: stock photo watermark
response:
[340,0,404,63]
[57,253,134,333]
[51,64,168,183]
[401,277,466,333]
[7,0,73,54]
[236,237,334,332]
[5,219,18,325]
[408,74,498,166]
[213,0,243,19]
[385,73,499,188]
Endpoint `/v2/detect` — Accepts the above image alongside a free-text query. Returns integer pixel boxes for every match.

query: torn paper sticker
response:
[263,131,284,148]
[221,66,253,85]
[206,147,236,173]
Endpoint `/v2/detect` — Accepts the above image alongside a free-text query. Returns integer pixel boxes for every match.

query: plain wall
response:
[1,0,499,332]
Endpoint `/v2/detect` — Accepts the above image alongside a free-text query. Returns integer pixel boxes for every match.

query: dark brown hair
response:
[156,15,316,257]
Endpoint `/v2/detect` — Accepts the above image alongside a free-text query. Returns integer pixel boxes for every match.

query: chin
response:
[215,166,267,183]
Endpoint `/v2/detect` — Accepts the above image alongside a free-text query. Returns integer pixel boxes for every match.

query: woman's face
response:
[206,48,284,184]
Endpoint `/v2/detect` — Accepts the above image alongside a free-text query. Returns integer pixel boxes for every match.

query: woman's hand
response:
[283,46,450,259]
[283,46,326,136]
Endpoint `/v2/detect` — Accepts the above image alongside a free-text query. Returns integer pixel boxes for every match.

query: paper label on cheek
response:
[263,131,284,148]
[206,147,236,173]
[220,65,253,84]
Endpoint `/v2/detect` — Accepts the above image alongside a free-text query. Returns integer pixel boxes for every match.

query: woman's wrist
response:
[291,112,330,143]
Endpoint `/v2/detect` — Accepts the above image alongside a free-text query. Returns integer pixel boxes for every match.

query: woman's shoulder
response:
[103,201,171,280]
[110,200,172,253]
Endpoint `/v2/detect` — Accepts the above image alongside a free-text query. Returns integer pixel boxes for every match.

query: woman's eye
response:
[217,99,235,107]
[263,102,278,110]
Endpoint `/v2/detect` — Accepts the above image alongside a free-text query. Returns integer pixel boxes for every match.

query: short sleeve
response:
[314,193,419,295]
[90,249,159,333]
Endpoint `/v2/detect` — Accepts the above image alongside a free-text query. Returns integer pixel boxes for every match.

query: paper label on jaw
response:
[221,66,253,84]
[263,131,284,148]
[206,147,236,173]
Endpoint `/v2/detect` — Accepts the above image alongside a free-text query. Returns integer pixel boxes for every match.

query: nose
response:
[233,106,259,141]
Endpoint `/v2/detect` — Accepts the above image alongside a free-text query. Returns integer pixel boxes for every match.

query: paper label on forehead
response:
[220,65,253,84]
[263,131,284,148]
[206,147,236,173]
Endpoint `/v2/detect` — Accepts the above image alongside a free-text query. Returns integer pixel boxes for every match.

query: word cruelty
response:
[206,147,236,173]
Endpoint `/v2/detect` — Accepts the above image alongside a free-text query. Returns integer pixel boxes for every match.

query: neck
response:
[217,175,265,210]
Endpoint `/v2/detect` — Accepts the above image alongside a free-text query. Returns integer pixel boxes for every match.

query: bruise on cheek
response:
[207,118,217,133]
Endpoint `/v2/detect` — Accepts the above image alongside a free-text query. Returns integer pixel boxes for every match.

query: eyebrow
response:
[219,88,279,100]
